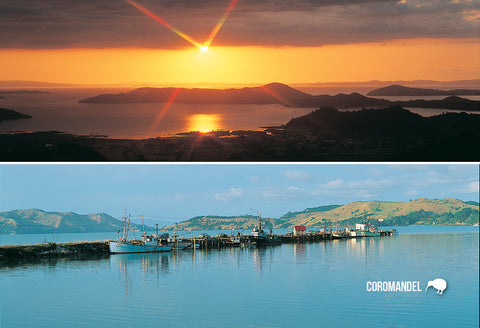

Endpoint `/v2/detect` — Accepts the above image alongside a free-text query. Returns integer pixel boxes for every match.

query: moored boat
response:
[251,213,282,245]
[109,211,171,254]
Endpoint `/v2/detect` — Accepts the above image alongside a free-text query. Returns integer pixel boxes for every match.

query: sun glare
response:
[200,46,209,53]
[189,114,220,133]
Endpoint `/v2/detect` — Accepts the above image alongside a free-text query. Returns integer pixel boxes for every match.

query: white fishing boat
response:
[109,211,171,254]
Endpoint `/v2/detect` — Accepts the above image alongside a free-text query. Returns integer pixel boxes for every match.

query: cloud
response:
[283,170,311,181]
[214,187,243,201]
[456,181,480,194]
[313,178,394,199]
[405,190,418,197]
[0,0,478,49]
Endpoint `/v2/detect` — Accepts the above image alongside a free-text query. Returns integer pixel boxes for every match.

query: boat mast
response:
[125,214,131,241]
[122,206,127,240]
[256,211,262,230]
[141,215,145,236]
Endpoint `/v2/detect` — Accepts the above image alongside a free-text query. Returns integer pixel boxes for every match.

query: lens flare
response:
[149,88,181,134]
[204,0,239,48]
[260,85,292,106]
[125,0,238,51]
[125,0,203,49]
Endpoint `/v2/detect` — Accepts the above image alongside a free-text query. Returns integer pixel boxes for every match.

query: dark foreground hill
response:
[1,106,479,161]
[79,83,480,111]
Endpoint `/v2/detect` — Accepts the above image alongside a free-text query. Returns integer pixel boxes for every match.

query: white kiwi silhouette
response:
[425,278,447,294]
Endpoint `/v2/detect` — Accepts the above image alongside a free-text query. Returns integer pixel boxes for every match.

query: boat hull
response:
[109,241,171,254]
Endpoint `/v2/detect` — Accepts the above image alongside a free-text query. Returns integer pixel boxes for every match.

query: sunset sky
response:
[1,0,479,85]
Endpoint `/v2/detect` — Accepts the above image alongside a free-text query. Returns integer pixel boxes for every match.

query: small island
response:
[367,84,480,96]
[0,107,32,123]
[0,90,50,95]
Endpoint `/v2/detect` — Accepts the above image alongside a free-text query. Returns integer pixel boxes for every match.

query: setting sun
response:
[189,114,220,133]
[200,46,209,53]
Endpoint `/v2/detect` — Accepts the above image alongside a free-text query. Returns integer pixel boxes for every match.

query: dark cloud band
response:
[0,0,479,49]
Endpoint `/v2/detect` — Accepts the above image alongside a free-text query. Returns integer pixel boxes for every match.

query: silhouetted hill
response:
[368,84,480,96]
[0,209,137,234]
[79,83,480,111]
[79,83,312,106]
[0,108,32,122]
[282,106,425,138]
[395,96,480,111]
[281,106,480,145]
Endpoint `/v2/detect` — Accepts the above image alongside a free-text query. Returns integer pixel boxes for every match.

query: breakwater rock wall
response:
[0,241,110,262]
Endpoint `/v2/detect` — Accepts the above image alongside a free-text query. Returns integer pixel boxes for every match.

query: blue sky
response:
[0,164,478,226]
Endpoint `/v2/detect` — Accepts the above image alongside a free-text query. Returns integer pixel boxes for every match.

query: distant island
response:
[3,198,476,234]
[0,107,32,123]
[79,82,480,111]
[2,105,480,161]
[367,84,480,96]
[0,90,50,95]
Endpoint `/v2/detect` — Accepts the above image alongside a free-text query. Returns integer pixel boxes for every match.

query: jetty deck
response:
[0,230,396,262]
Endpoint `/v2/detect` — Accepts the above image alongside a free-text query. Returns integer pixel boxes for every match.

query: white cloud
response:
[214,188,243,201]
[405,190,418,197]
[313,178,394,200]
[324,179,343,189]
[283,170,311,181]
[457,181,479,194]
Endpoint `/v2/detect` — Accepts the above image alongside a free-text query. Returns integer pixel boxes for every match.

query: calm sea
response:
[0,226,478,327]
[1,86,479,138]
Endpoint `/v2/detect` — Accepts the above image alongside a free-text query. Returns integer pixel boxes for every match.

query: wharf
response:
[185,230,395,249]
[0,229,396,262]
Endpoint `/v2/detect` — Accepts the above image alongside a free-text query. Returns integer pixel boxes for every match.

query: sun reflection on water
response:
[189,114,221,133]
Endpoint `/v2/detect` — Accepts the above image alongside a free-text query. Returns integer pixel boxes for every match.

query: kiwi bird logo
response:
[425,278,447,295]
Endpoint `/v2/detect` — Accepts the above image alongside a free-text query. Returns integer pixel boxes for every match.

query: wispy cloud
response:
[455,181,480,194]
[283,170,311,181]
[313,178,395,200]
[214,187,243,201]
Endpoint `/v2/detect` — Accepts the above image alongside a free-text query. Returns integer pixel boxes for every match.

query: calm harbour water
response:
[1,86,479,138]
[0,226,478,327]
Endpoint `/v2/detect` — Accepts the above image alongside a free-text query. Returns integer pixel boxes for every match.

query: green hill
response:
[164,198,478,230]
[0,209,133,234]
[162,215,274,231]
[277,198,479,227]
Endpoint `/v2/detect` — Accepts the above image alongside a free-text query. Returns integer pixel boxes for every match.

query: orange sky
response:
[1,38,479,85]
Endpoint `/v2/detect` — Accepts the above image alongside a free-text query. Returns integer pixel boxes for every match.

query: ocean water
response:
[0,87,479,138]
[0,226,478,327]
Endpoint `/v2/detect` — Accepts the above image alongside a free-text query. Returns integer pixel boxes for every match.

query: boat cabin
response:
[355,223,368,231]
